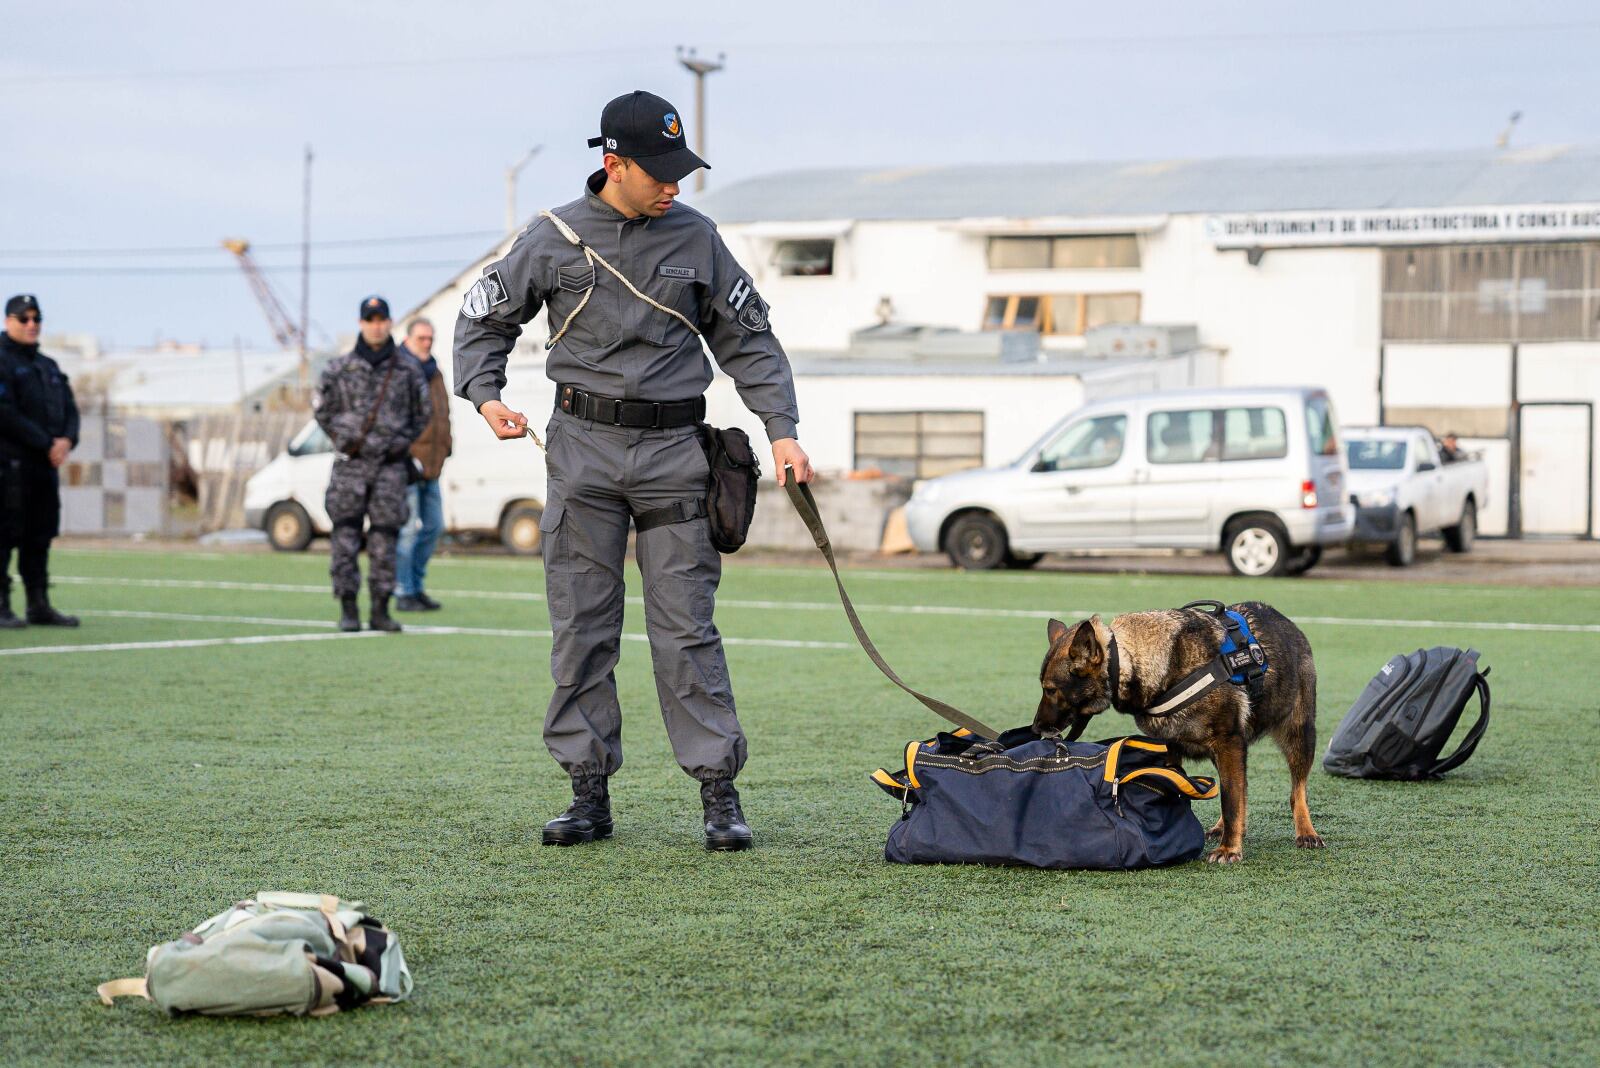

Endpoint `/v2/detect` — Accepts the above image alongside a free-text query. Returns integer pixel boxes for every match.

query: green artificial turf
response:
[2,547,1597,1066]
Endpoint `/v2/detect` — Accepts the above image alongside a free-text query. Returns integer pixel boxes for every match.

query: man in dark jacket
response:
[0,294,79,628]
[313,296,430,633]
[394,317,452,612]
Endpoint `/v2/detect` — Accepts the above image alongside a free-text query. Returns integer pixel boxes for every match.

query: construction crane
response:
[221,239,305,351]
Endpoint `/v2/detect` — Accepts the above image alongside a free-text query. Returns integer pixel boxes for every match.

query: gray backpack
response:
[1323,647,1491,780]
[98,892,412,1017]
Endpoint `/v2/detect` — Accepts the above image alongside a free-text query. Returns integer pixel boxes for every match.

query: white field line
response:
[0,631,380,657]
[1,609,849,656]
[42,575,1600,635]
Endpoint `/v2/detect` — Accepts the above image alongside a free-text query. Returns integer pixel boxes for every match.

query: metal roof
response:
[693,144,1600,224]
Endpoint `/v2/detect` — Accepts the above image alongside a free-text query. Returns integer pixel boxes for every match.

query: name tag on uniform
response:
[658,265,697,280]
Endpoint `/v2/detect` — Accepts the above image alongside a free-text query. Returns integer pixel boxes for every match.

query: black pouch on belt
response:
[698,424,760,553]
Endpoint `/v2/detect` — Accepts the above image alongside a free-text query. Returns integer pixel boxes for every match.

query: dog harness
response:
[1106,600,1268,720]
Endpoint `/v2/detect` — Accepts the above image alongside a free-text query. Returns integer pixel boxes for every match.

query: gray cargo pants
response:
[538,409,745,782]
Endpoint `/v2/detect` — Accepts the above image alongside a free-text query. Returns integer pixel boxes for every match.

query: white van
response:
[244,390,550,554]
[903,386,1354,576]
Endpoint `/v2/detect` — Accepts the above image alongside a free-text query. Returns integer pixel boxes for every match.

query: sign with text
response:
[1206,204,1600,248]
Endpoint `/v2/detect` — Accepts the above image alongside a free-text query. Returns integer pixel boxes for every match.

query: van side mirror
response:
[1416,460,1436,472]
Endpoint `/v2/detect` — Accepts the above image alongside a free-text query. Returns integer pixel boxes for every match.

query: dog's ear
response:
[1047,618,1069,646]
[1067,619,1105,671]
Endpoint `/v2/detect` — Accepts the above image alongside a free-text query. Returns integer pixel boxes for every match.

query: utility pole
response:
[299,144,312,404]
[506,145,543,233]
[676,47,724,193]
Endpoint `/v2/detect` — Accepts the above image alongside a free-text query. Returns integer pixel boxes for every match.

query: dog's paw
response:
[1296,833,1326,849]
[1205,847,1244,865]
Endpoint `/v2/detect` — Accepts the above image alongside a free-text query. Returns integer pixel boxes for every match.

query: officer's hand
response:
[480,400,529,441]
[48,437,71,468]
[772,438,813,485]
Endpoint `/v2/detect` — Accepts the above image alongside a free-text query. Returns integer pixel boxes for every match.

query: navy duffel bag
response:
[871,727,1218,870]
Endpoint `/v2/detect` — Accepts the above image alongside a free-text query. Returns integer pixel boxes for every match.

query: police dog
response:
[1033,602,1323,864]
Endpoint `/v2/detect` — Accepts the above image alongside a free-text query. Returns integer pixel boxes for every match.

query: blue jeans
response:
[395,478,444,597]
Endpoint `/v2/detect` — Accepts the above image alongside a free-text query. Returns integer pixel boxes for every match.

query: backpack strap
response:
[1428,668,1491,776]
[96,977,148,1006]
[539,209,702,351]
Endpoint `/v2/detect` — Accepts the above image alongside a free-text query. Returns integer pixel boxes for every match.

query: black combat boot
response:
[701,779,753,852]
[337,595,361,632]
[368,596,402,633]
[542,774,612,846]
[24,586,78,627]
[0,586,24,629]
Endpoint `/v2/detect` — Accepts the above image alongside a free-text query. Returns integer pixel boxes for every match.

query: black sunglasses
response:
[12,313,41,324]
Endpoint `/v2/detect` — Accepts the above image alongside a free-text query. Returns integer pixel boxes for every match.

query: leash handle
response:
[782,467,1001,740]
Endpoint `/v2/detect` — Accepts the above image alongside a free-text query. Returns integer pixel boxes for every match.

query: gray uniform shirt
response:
[453,171,800,443]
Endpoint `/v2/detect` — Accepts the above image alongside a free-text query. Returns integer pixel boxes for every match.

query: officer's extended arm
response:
[454,224,551,439]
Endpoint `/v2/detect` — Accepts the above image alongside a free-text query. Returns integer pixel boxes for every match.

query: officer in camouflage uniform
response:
[454,91,815,851]
[314,296,430,633]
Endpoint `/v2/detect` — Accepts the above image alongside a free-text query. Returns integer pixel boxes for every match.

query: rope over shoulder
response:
[538,209,702,352]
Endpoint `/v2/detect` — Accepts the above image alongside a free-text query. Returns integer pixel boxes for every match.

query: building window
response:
[1382,242,1600,341]
[982,293,1141,335]
[854,411,985,478]
[988,234,1140,270]
[771,239,834,277]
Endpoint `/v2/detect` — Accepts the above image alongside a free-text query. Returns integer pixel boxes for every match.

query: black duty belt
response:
[557,384,705,428]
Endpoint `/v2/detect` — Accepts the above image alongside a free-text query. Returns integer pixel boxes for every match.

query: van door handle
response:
[1065,485,1084,495]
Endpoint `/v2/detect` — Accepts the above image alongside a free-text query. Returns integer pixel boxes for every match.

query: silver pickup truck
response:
[1343,427,1489,566]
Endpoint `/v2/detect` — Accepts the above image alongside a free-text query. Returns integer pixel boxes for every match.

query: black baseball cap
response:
[359,295,390,320]
[5,294,40,318]
[586,90,709,184]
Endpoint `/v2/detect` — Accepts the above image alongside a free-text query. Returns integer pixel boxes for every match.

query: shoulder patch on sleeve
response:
[737,295,770,333]
[462,269,510,320]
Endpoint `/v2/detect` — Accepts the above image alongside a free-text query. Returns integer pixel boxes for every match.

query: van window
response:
[1036,414,1127,471]
[288,422,333,457]
[1306,394,1340,456]
[1149,406,1289,464]
[1220,407,1288,461]
[1147,409,1215,464]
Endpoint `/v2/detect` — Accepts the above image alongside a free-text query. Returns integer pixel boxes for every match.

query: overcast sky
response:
[6,0,1600,350]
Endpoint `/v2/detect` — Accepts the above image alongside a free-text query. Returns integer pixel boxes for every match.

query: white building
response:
[415,144,1600,540]
[698,144,1600,539]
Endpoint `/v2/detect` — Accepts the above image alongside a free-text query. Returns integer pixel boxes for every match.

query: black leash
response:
[783,470,1001,740]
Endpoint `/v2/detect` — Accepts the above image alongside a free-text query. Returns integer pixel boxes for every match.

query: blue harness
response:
[1099,600,1269,728]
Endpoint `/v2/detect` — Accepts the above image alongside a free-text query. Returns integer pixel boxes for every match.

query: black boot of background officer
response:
[0,581,25,628]
[701,779,753,851]
[369,595,402,633]
[338,595,360,633]
[25,583,77,627]
[542,774,612,845]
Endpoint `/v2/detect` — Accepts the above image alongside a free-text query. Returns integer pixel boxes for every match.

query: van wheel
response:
[1443,500,1476,553]
[946,513,1009,571]
[1386,512,1417,567]
[1224,517,1289,577]
[500,503,543,555]
[265,501,313,552]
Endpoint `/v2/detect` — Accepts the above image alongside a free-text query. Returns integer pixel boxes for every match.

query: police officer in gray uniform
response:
[454,90,814,850]
[315,296,430,634]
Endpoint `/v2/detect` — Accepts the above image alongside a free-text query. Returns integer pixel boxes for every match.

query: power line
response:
[1,230,503,258]
[0,260,475,276]
[7,21,1599,87]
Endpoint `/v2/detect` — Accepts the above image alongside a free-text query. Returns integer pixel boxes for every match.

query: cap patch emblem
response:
[662,112,681,139]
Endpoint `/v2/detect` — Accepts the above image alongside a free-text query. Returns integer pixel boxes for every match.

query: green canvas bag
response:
[98,892,412,1017]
